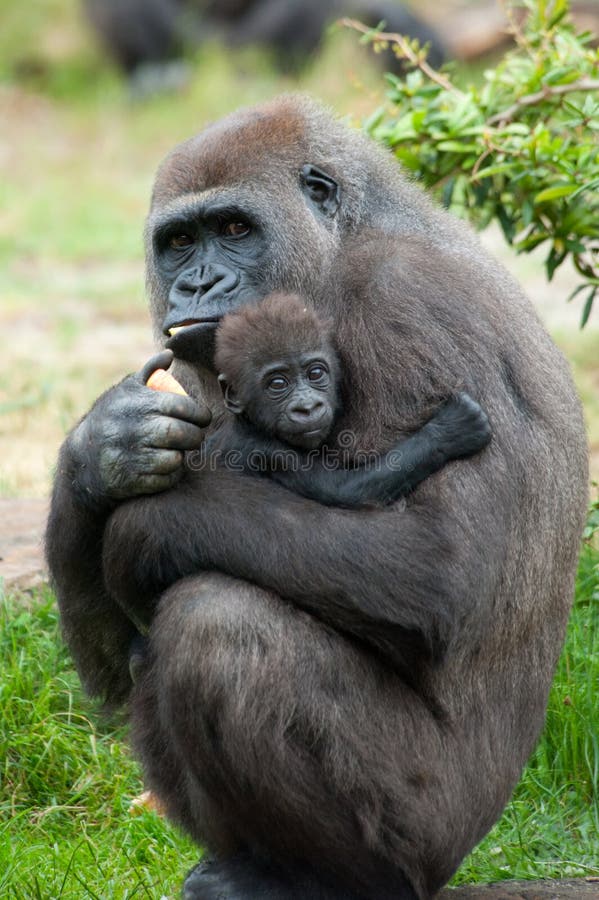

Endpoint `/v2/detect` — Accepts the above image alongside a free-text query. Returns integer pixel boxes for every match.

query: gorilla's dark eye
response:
[307,364,327,382]
[267,375,289,391]
[223,221,251,238]
[169,233,195,250]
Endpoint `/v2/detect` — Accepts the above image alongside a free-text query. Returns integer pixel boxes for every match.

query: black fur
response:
[46,97,588,899]
[209,293,491,509]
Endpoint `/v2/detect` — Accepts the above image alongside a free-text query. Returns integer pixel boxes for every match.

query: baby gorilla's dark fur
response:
[211,293,492,509]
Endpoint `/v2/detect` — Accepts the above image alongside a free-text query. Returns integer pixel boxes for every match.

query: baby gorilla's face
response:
[247,349,338,450]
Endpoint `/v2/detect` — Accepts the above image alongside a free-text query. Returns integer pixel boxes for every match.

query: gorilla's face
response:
[222,346,339,450]
[148,164,341,368]
[153,196,268,364]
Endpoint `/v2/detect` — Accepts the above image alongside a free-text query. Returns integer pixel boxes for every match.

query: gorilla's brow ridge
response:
[148,191,260,232]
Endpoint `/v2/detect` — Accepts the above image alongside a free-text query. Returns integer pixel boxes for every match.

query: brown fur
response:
[215,293,333,387]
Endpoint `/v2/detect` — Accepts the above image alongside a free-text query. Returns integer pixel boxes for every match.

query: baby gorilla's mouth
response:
[284,422,332,451]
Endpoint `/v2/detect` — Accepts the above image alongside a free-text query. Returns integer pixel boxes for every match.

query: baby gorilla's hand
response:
[429,393,492,461]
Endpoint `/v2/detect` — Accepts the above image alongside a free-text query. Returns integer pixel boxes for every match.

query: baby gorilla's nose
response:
[288,398,325,424]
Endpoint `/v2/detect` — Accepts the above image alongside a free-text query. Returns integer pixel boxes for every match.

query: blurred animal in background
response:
[83,0,192,94]
[83,0,446,94]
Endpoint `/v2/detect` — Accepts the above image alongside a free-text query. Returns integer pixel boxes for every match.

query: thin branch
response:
[497,0,529,52]
[339,18,459,94]
[472,135,527,181]
[487,78,599,125]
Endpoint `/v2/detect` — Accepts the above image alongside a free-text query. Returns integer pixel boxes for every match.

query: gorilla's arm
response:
[258,392,490,508]
[46,464,137,703]
[206,393,490,508]
[103,464,499,675]
[46,355,210,701]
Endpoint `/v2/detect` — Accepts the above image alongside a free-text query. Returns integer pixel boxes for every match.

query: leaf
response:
[497,206,516,243]
[565,239,586,254]
[569,177,599,201]
[470,163,515,180]
[460,126,486,137]
[542,66,579,85]
[516,231,550,251]
[535,184,579,203]
[441,177,456,209]
[521,198,535,227]
[393,148,422,171]
[360,0,599,315]
[500,123,531,136]
[548,0,569,28]
[412,109,426,131]
[363,108,386,132]
[567,283,592,303]
[580,286,596,328]
[546,245,568,280]
[437,140,479,153]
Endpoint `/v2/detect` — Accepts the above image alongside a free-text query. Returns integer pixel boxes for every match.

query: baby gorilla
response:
[129,293,490,685]
[206,293,491,508]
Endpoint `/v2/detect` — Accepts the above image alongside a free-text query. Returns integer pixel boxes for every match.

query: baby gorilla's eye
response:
[267,375,289,391]
[169,233,195,250]
[307,365,327,382]
[223,221,251,238]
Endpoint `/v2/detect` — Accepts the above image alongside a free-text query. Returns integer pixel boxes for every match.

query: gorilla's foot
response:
[182,854,364,899]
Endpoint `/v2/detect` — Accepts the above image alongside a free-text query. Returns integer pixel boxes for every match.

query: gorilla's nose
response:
[198,264,239,296]
[175,265,239,300]
[288,398,325,424]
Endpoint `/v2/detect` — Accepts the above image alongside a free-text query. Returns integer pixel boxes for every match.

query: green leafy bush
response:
[346,0,599,325]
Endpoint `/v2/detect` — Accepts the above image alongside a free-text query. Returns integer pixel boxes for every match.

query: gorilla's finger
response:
[142,448,184,474]
[143,417,207,452]
[138,350,175,384]
[131,471,182,495]
[150,391,213,429]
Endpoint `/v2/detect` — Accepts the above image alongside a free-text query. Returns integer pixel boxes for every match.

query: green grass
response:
[453,523,599,885]
[0,588,197,899]
[1,523,598,897]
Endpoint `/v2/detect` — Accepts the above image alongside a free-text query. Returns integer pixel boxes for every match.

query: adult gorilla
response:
[46,97,588,899]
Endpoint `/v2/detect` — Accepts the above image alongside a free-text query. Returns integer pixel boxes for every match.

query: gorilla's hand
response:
[426,392,492,462]
[67,350,212,506]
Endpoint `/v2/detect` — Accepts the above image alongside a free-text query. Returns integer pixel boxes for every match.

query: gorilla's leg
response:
[182,853,370,899]
[130,573,423,899]
[130,628,239,858]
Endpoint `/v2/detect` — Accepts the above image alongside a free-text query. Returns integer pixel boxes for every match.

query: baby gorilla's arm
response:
[268,393,491,508]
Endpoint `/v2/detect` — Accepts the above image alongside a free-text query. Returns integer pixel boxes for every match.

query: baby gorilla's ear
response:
[218,373,244,416]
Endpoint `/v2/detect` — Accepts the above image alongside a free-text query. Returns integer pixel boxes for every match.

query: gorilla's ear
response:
[218,373,244,415]
[300,165,340,217]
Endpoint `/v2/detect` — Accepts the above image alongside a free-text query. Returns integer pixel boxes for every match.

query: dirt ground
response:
[442,878,599,898]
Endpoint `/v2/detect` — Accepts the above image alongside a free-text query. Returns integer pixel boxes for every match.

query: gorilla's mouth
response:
[165,319,220,367]
[166,318,220,337]
[286,428,330,451]
[284,420,333,450]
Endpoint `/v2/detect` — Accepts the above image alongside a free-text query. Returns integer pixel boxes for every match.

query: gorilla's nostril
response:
[199,265,239,296]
